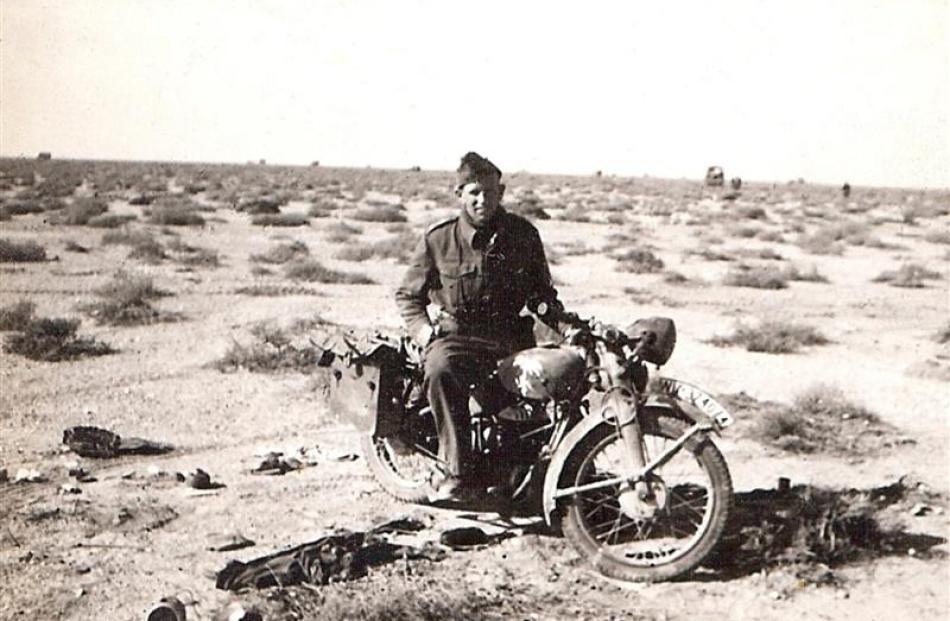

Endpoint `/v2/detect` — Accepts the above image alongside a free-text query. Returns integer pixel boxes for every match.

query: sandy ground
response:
[0,165,948,620]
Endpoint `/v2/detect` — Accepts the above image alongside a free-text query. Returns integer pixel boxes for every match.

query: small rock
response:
[113,507,133,526]
[185,468,214,489]
[910,503,932,516]
[73,588,85,598]
[207,532,256,552]
[439,526,489,549]
[908,548,917,556]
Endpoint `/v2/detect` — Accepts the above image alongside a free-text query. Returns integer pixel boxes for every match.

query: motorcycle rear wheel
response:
[360,408,440,503]
[561,415,732,582]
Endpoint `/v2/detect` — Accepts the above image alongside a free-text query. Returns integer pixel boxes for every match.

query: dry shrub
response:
[49,197,109,225]
[64,240,90,254]
[736,205,767,220]
[86,213,137,228]
[689,247,734,262]
[723,264,788,289]
[251,213,310,227]
[322,221,363,242]
[662,271,691,285]
[0,300,36,331]
[796,221,872,255]
[559,205,591,222]
[2,200,46,216]
[872,263,942,288]
[82,272,177,326]
[333,231,416,262]
[4,316,115,361]
[101,229,154,247]
[720,387,904,456]
[285,259,376,284]
[234,284,321,297]
[215,323,324,373]
[146,197,205,226]
[0,238,47,262]
[128,238,168,264]
[351,206,407,223]
[613,248,664,273]
[936,321,950,344]
[166,239,220,267]
[252,240,310,264]
[251,575,508,621]
[725,224,761,239]
[923,229,950,245]
[782,264,829,283]
[709,320,829,353]
[308,200,339,218]
[237,195,285,214]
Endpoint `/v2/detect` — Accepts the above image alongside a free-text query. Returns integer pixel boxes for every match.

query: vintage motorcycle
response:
[320,311,735,582]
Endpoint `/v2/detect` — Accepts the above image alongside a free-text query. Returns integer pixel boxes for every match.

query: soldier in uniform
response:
[394,152,563,500]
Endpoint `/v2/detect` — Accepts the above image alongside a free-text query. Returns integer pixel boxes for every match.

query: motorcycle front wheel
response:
[561,415,732,582]
[360,405,440,503]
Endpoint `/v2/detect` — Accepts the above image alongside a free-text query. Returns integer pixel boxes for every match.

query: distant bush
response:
[322,221,363,242]
[234,284,321,296]
[782,264,829,283]
[101,229,154,247]
[215,322,323,373]
[333,231,416,262]
[237,195,285,214]
[128,238,168,264]
[252,240,310,264]
[251,213,310,227]
[307,200,339,218]
[736,205,767,220]
[935,321,950,344]
[689,247,734,262]
[145,197,205,226]
[0,300,36,331]
[63,240,90,254]
[662,271,691,285]
[710,320,829,353]
[166,239,220,267]
[723,264,789,289]
[86,213,137,228]
[613,248,664,273]
[285,259,376,284]
[0,238,47,262]
[725,224,761,239]
[49,197,109,225]
[923,230,950,245]
[2,200,46,216]
[796,221,871,255]
[4,317,115,361]
[351,206,407,223]
[82,272,177,326]
[560,205,591,222]
[871,263,942,288]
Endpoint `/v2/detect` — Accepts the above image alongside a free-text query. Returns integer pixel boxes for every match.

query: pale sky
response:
[2,0,948,188]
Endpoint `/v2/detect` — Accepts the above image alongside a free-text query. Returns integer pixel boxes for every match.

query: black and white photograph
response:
[1,1,947,619]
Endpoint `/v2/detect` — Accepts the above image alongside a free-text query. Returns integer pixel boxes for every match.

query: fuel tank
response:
[496,346,587,400]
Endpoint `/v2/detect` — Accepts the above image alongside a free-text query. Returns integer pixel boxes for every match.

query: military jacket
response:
[394,208,558,344]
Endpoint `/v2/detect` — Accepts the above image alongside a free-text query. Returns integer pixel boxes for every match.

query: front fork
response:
[602,388,657,511]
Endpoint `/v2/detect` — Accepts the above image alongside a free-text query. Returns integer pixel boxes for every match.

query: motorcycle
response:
[319,311,735,582]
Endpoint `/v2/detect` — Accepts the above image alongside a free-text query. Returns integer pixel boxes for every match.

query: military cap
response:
[457,152,502,184]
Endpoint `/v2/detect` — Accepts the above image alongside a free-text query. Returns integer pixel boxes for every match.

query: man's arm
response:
[394,235,435,345]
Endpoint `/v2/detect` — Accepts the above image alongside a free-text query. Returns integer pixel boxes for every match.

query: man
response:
[394,152,562,501]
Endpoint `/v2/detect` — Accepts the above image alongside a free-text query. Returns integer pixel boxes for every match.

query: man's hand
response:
[415,323,435,347]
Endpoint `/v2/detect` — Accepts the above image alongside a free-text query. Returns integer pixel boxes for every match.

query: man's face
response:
[456,175,501,227]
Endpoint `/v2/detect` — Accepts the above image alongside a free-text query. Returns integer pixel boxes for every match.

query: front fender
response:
[540,378,732,524]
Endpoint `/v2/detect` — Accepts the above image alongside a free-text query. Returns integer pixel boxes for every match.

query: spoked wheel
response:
[360,406,441,503]
[561,415,732,582]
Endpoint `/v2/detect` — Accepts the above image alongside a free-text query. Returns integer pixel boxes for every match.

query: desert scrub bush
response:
[215,322,323,373]
[0,300,36,331]
[145,197,205,226]
[796,220,872,255]
[720,387,899,455]
[935,321,950,344]
[736,205,767,220]
[250,212,310,227]
[49,197,109,225]
[86,213,137,228]
[252,240,310,264]
[613,248,664,273]
[333,231,416,262]
[782,264,829,283]
[0,238,47,262]
[871,263,942,288]
[725,224,761,239]
[236,195,285,214]
[923,229,950,245]
[82,272,177,326]
[165,239,220,267]
[63,240,90,254]
[350,205,408,223]
[1,199,46,216]
[662,271,691,285]
[308,200,339,218]
[723,264,788,289]
[4,317,115,361]
[559,204,591,222]
[322,220,363,242]
[687,247,734,262]
[285,259,376,284]
[709,320,829,353]
[234,284,321,296]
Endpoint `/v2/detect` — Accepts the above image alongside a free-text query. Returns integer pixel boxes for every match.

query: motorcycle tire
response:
[360,411,439,504]
[560,415,732,582]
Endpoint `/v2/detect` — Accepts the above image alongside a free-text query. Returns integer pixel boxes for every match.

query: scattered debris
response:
[63,425,174,458]
[216,517,447,591]
[58,483,81,495]
[251,452,304,476]
[440,526,490,549]
[910,503,933,516]
[208,533,256,552]
[14,468,46,483]
[184,468,224,490]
